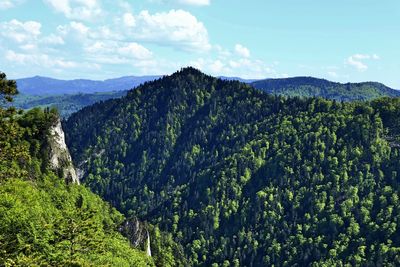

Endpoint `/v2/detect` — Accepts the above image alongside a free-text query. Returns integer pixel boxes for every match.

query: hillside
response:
[252,76,400,101]
[0,108,155,266]
[14,76,400,120]
[16,75,161,95]
[13,91,126,118]
[13,75,259,118]
[0,72,188,266]
[65,67,400,266]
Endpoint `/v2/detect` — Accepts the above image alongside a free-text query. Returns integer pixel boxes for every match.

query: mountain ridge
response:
[64,67,400,266]
[17,73,399,101]
[252,76,400,101]
[16,75,162,95]
[15,73,261,96]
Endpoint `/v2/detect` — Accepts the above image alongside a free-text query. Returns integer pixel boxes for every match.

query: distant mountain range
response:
[16,75,260,95]
[14,74,400,118]
[16,75,162,95]
[17,75,399,101]
[251,76,400,101]
[218,76,261,83]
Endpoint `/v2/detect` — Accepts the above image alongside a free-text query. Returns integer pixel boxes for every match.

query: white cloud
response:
[57,21,91,42]
[328,71,338,78]
[123,12,136,27]
[190,57,273,78]
[58,22,120,41]
[346,54,380,71]
[41,34,65,45]
[118,43,152,59]
[19,44,36,51]
[70,21,90,35]
[118,1,132,11]
[177,0,210,6]
[189,45,275,79]
[44,0,102,21]
[0,0,14,9]
[5,50,77,68]
[235,44,250,58]
[214,45,231,58]
[209,60,225,73]
[55,9,210,52]
[130,9,211,52]
[0,2,283,79]
[0,0,23,9]
[0,19,41,43]
[372,54,380,60]
[84,40,153,63]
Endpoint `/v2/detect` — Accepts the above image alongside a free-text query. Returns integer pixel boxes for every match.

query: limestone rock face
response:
[119,217,152,257]
[48,119,79,184]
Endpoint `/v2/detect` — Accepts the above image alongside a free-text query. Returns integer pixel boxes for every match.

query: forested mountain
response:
[14,75,399,119]
[13,91,126,118]
[252,76,400,101]
[16,75,161,95]
[0,72,189,266]
[16,75,262,96]
[65,67,400,266]
[13,75,256,118]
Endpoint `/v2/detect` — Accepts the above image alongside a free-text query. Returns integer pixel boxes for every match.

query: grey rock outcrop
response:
[48,119,79,184]
[119,217,152,257]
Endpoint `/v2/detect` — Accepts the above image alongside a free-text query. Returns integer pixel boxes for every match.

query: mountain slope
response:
[15,75,400,119]
[65,68,400,266]
[16,75,161,95]
[252,76,400,101]
[0,107,154,266]
[14,91,126,118]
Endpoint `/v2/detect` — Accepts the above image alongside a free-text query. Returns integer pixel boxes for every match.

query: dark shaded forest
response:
[65,68,400,266]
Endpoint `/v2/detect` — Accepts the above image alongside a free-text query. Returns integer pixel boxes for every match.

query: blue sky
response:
[0,0,399,88]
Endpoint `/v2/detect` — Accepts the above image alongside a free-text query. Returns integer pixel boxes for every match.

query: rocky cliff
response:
[119,217,152,257]
[48,119,79,184]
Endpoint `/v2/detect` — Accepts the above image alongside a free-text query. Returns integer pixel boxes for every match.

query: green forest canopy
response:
[0,72,154,266]
[65,67,400,266]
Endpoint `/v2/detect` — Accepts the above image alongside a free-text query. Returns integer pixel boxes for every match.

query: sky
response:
[0,0,399,88]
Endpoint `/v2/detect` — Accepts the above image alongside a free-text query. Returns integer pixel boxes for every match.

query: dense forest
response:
[252,76,400,101]
[14,76,399,119]
[0,72,156,266]
[65,68,400,266]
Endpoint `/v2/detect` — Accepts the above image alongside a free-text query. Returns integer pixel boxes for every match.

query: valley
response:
[2,1,399,266]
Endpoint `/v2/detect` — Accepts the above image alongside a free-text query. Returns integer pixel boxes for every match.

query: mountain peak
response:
[170,67,213,80]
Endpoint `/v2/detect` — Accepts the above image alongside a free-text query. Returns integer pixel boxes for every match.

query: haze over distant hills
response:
[13,73,400,118]
[218,76,261,83]
[16,75,163,95]
[16,75,261,96]
[252,76,400,101]
[17,74,398,100]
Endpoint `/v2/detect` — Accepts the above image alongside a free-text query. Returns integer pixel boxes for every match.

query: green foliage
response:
[0,107,58,181]
[65,68,400,266]
[0,177,153,266]
[0,71,18,104]
[148,225,187,267]
[0,74,153,266]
